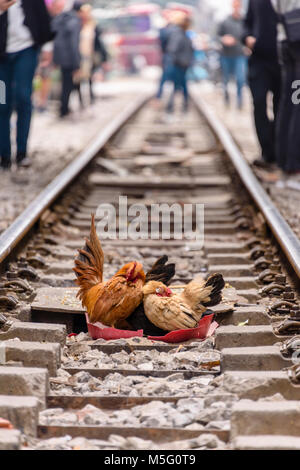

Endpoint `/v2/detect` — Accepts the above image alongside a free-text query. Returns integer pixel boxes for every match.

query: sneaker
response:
[254,167,282,184]
[224,91,230,107]
[16,154,31,168]
[252,159,277,171]
[286,170,300,177]
[36,106,47,113]
[17,158,31,168]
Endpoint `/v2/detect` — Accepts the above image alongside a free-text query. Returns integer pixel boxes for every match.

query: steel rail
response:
[0,93,151,265]
[191,90,300,279]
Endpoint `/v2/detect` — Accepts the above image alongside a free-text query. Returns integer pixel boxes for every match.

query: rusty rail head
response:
[0,94,151,266]
[191,89,300,280]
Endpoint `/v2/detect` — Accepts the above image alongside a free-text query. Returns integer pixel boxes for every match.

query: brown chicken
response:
[142,273,225,332]
[73,214,146,327]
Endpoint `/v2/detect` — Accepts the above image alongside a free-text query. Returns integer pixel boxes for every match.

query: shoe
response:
[224,92,230,107]
[16,154,31,168]
[254,167,282,184]
[36,106,47,113]
[252,159,277,171]
[286,170,300,176]
[59,110,70,118]
[0,158,11,171]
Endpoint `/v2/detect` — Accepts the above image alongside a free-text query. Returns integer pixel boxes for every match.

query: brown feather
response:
[73,213,104,303]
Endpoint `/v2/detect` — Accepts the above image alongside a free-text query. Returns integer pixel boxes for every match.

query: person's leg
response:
[220,56,230,105]
[157,55,169,100]
[37,70,52,111]
[235,56,247,109]
[166,83,175,113]
[14,46,39,162]
[74,81,84,109]
[89,77,95,104]
[0,55,14,167]
[60,68,74,117]
[182,77,189,111]
[157,71,166,99]
[166,65,177,113]
[248,57,275,163]
[157,70,167,100]
[271,64,281,121]
[274,42,291,170]
[179,68,189,112]
[270,61,281,160]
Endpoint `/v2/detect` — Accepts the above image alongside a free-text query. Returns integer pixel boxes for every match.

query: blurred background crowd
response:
[1,0,300,179]
[32,0,239,116]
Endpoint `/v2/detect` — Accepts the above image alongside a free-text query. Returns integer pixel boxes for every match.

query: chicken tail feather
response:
[145,255,175,286]
[202,273,225,307]
[73,214,104,298]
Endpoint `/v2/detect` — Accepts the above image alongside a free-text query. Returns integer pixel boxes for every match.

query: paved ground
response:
[192,82,260,164]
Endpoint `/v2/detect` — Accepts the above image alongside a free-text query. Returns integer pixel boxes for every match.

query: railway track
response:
[0,93,300,451]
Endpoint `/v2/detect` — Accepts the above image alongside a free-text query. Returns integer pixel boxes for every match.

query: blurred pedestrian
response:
[35,1,55,113]
[271,0,300,175]
[218,0,247,109]
[76,3,108,105]
[156,12,175,102]
[0,0,54,170]
[243,0,281,169]
[35,42,53,113]
[187,34,209,82]
[52,0,81,118]
[166,12,194,114]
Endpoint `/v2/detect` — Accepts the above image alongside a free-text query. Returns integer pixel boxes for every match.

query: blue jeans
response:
[166,64,189,113]
[156,55,172,99]
[220,55,247,107]
[0,46,39,163]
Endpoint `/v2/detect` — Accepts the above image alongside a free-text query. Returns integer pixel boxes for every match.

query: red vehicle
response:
[93,4,163,73]
[164,2,195,17]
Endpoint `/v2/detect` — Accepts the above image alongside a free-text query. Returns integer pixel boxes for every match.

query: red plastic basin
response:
[148,314,218,343]
[85,313,143,340]
[85,313,218,343]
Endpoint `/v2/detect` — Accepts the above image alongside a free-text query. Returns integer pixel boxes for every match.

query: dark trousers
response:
[220,55,247,108]
[60,68,75,117]
[157,67,169,100]
[0,46,38,163]
[157,55,171,99]
[248,56,281,163]
[166,64,189,113]
[276,41,300,173]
